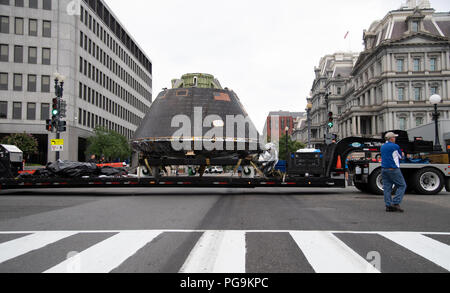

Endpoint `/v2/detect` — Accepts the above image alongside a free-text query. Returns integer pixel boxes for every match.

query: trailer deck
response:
[0,176,345,191]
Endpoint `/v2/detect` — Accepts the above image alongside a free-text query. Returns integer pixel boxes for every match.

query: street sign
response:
[51,145,64,152]
[51,139,64,146]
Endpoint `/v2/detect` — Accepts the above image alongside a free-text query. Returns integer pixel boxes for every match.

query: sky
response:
[105,0,449,133]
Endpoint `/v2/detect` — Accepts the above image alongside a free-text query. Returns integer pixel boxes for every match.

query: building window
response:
[42,0,51,10]
[41,75,50,92]
[41,103,49,120]
[397,87,405,101]
[430,58,437,72]
[14,45,22,63]
[0,16,9,34]
[413,58,421,72]
[0,72,7,90]
[29,0,37,8]
[15,0,23,7]
[28,46,37,63]
[27,102,36,120]
[27,74,36,92]
[14,17,23,35]
[414,87,421,101]
[29,19,37,36]
[13,73,22,91]
[0,44,8,61]
[430,86,438,95]
[412,21,419,33]
[12,102,21,120]
[0,101,6,119]
[396,59,404,72]
[398,117,406,131]
[337,87,342,95]
[42,48,50,65]
[42,20,51,37]
[415,117,424,127]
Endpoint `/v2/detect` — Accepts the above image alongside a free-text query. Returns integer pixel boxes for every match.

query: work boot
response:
[393,205,404,213]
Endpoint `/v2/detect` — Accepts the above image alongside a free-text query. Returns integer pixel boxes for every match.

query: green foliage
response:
[86,127,132,162]
[278,134,306,161]
[1,133,38,159]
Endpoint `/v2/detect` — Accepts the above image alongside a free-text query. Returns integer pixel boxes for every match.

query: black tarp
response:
[19,160,129,178]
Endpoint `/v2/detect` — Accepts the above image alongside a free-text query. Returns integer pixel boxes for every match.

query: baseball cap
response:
[385,132,399,140]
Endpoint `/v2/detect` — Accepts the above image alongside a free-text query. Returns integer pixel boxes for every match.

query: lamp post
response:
[430,94,442,152]
[285,126,289,161]
[53,72,65,161]
[306,103,313,148]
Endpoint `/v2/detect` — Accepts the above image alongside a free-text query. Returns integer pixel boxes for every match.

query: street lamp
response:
[306,103,313,148]
[430,94,442,152]
[53,72,65,161]
[285,126,289,162]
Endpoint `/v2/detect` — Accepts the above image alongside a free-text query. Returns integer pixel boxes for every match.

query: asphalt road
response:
[0,187,449,273]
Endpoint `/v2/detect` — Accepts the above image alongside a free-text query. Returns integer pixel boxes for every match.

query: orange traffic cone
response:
[336,155,343,169]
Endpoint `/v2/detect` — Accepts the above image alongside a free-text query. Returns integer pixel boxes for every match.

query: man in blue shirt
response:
[381,132,407,213]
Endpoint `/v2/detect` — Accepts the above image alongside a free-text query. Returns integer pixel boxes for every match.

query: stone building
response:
[301,0,450,146]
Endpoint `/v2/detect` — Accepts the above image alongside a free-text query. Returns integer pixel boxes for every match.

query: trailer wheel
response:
[368,168,384,195]
[412,168,444,195]
[446,178,450,192]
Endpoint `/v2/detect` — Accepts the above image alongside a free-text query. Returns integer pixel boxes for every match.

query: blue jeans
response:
[382,169,407,207]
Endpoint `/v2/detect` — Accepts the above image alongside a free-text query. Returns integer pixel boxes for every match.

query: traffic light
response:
[328,112,334,128]
[52,97,59,117]
[58,120,67,132]
[45,119,53,132]
[60,100,67,118]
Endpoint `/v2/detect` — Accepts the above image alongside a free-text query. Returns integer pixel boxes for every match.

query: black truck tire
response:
[368,168,384,195]
[412,168,445,195]
[446,177,450,192]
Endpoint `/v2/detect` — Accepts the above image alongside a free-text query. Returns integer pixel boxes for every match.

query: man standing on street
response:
[381,132,407,213]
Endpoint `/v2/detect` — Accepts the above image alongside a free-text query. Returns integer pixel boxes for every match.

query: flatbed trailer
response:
[0,176,345,191]
[1,132,448,194]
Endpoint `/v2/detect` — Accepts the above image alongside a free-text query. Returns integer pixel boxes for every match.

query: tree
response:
[278,134,306,161]
[86,127,132,162]
[1,133,38,160]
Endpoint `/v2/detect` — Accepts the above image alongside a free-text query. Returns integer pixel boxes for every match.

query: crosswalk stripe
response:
[0,232,77,264]
[179,231,246,273]
[290,231,380,273]
[379,232,450,272]
[44,231,162,273]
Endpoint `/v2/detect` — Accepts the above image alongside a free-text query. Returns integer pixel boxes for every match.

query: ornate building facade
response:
[301,1,450,146]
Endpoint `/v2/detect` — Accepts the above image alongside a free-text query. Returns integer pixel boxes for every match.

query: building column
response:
[387,112,392,131]
[372,116,377,135]
[409,81,413,102]
[357,116,361,135]
[392,112,396,130]
[348,119,351,137]
[352,116,357,136]
[388,53,392,72]
[410,111,414,130]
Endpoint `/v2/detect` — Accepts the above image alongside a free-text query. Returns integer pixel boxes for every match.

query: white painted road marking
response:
[379,232,450,271]
[0,230,448,273]
[179,231,246,273]
[290,231,380,273]
[0,232,77,264]
[44,231,162,273]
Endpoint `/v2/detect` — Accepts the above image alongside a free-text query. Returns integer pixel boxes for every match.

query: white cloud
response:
[105,0,449,132]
